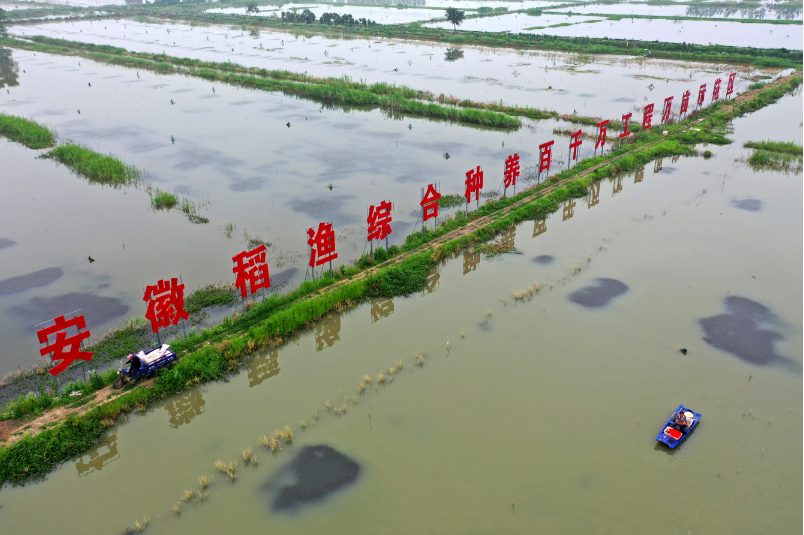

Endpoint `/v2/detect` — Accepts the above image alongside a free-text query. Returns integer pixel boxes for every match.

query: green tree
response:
[299,8,316,23]
[245,2,259,14]
[444,7,465,32]
[0,8,7,39]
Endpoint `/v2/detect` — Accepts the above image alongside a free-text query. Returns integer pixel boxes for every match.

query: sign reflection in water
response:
[533,219,547,238]
[562,199,576,221]
[423,266,440,295]
[164,387,205,429]
[371,298,394,323]
[463,250,480,275]
[316,314,341,351]
[76,433,119,476]
[635,166,645,183]
[588,182,601,209]
[248,349,280,388]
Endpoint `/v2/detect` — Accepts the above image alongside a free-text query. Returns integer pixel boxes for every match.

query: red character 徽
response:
[38,315,93,376]
[144,278,190,333]
[232,244,271,298]
[465,166,483,203]
[307,222,338,267]
[367,200,393,241]
[420,184,441,222]
[504,154,520,188]
[595,120,609,150]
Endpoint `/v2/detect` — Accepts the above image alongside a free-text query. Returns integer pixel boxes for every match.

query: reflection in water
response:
[499,226,516,249]
[562,199,576,221]
[671,155,680,164]
[316,314,341,351]
[612,177,623,195]
[0,48,19,89]
[371,298,394,322]
[654,158,663,173]
[533,219,547,237]
[75,433,119,476]
[444,47,464,62]
[164,387,205,429]
[423,266,440,295]
[248,349,280,388]
[634,166,645,183]
[588,182,600,209]
[463,250,480,274]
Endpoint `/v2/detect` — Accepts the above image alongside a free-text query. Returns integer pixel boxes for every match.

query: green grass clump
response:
[438,194,465,208]
[747,149,802,171]
[150,188,178,210]
[44,143,139,186]
[373,247,388,262]
[744,140,803,155]
[0,114,55,149]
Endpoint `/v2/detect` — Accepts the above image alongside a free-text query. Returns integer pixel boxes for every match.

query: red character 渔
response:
[726,72,736,98]
[38,315,93,376]
[143,278,189,333]
[232,245,271,298]
[712,78,722,101]
[307,222,338,267]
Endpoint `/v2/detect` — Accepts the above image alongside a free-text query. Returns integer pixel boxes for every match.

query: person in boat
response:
[672,410,693,434]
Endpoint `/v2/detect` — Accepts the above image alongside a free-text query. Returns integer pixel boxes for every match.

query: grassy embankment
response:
[745,139,804,171]
[0,114,55,149]
[0,73,799,487]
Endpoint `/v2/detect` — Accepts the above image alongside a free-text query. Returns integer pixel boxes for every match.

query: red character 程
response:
[37,315,93,376]
[367,200,393,241]
[232,244,271,298]
[712,78,722,101]
[569,130,583,161]
[726,72,736,97]
[539,140,554,173]
[697,84,706,107]
[465,166,483,203]
[642,104,654,131]
[307,222,338,267]
[662,96,673,123]
[595,120,609,150]
[620,113,632,139]
[680,90,691,115]
[504,154,520,188]
[144,278,190,333]
[420,184,441,222]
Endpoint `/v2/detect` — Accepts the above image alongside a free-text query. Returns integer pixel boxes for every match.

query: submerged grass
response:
[0,114,55,149]
[43,143,140,186]
[744,140,803,155]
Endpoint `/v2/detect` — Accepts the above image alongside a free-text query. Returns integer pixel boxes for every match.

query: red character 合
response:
[37,315,93,376]
[569,130,583,161]
[539,140,554,173]
[465,166,483,203]
[144,278,190,333]
[232,244,271,298]
[307,222,338,267]
[595,120,609,150]
[712,78,722,101]
[662,96,673,123]
[367,200,393,241]
[680,90,691,115]
[504,154,520,188]
[697,84,707,108]
[420,184,441,222]
[620,113,633,139]
[726,72,736,97]
[642,104,654,131]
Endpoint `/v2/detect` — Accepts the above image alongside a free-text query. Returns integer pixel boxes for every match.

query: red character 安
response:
[232,244,271,298]
[37,315,93,376]
[307,222,338,267]
[144,278,190,333]
[368,200,393,241]
[465,166,483,203]
[420,184,441,222]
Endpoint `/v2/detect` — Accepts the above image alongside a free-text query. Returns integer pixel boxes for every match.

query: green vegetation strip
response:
[0,114,55,149]
[744,140,803,170]
[43,143,140,186]
[0,72,800,489]
[543,10,803,25]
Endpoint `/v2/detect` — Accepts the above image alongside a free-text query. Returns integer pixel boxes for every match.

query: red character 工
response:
[465,166,483,203]
[712,78,722,101]
[662,96,673,123]
[504,154,520,188]
[232,244,271,298]
[620,113,633,139]
[595,120,609,150]
[420,184,441,222]
[307,222,338,267]
[367,200,393,241]
[697,84,707,108]
[680,90,691,116]
[642,104,654,131]
[144,278,190,333]
[539,140,554,174]
[37,315,94,376]
[726,72,736,98]
[569,130,583,161]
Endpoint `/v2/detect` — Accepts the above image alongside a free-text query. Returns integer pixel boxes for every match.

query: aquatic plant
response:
[357,383,367,394]
[242,446,253,463]
[133,516,150,532]
[0,114,55,149]
[744,140,802,155]
[171,503,181,515]
[198,474,213,489]
[181,489,194,502]
[362,374,371,384]
[299,420,307,429]
[282,425,293,443]
[149,188,179,210]
[44,143,140,186]
[377,372,387,384]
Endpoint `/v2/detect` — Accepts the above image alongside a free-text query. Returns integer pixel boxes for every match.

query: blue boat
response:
[656,405,701,448]
[113,344,177,389]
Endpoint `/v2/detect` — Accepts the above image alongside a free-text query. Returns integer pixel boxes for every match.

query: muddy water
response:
[11,19,761,115]
[0,92,800,534]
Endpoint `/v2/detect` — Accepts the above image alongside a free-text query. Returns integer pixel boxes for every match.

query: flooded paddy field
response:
[0,91,800,534]
[206,4,449,24]
[551,2,803,20]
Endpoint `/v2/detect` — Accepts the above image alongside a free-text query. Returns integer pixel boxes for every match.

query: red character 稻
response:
[697,84,706,107]
[232,245,271,298]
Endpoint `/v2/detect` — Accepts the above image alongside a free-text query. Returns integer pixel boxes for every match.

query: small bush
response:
[387,245,400,257]
[373,247,388,262]
[357,254,375,269]
[89,372,105,390]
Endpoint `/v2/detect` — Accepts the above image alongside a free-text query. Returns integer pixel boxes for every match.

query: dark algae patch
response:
[568,278,628,308]
[0,267,63,295]
[263,445,360,512]
[10,292,129,330]
[532,254,555,265]
[730,198,762,212]
[699,296,795,369]
[0,238,16,251]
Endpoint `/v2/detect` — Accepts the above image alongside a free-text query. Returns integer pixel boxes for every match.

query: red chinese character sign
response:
[232,244,271,299]
[144,278,189,333]
[726,72,736,98]
[37,315,93,376]
[504,153,520,195]
[367,199,393,251]
[642,104,654,132]
[464,166,483,211]
[661,96,673,124]
[680,90,691,117]
[307,222,338,269]
[697,84,707,108]
[539,140,554,180]
[619,113,632,146]
[420,184,441,225]
[595,120,609,155]
[712,78,722,101]
[569,130,583,166]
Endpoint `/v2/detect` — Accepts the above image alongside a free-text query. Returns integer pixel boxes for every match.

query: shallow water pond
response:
[552,2,803,21]
[207,4,448,24]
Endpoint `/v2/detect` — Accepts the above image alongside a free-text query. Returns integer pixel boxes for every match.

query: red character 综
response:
[620,113,632,139]
[661,96,673,124]
[595,120,609,150]
[420,184,441,222]
[37,315,93,376]
[465,166,484,204]
[569,130,583,161]
[504,154,520,188]
[726,72,736,98]
[232,244,271,298]
[680,90,691,116]
[642,104,654,131]
[539,140,554,173]
[697,84,707,107]
[367,200,393,241]
[307,222,338,267]
[144,278,190,333]
[712,78,722,101]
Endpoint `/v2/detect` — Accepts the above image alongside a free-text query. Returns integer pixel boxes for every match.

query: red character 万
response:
[420,184,441,222]
[697,84,706,108]
[307,222,338,267]
[595,120,609,150]
[620,113,633,139]
[726,72,736,98]
[569,130,583,161]
[504,154,520,189]
[232,244,271,298]
[661,96,673,124]
[37,315,93,376]
[367,200,393,241]
[680,90,691,116]
[465,166,483,204]
[539,140,554,175]
[642,104,654,131]
[144,278,190,333]
[712,78,722,101]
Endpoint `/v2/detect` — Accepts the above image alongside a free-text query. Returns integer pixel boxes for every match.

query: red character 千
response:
[232,244,271,298]
[37,315,93,376]
[307,222,338,267]
[143,278,189,333]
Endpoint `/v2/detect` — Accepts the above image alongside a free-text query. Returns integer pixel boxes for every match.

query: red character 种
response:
[726,72,736,98]
[697,84,706,108]
[595,120,609,150]
[420,184,441,222]
[232,244,271,298]
[569,130,583,161]
[680,90,691,116]
[712,78,722,101]
[465,166,483,204]
[539,140,554,174]
[662,96,673,124]
[367,200,393,241]
[504,154,520,189]
[38,315,93,376]
[143,278,189,333]
[620,113,632,139]
[307,222,338,267]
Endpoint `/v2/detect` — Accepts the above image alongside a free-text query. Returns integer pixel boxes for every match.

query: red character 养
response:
[504,154,520,188]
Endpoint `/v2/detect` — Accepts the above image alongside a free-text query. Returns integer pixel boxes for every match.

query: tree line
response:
[280,9,376,26]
